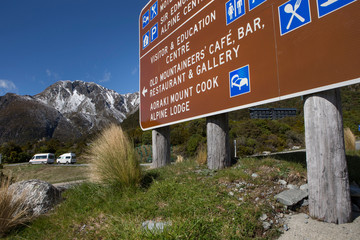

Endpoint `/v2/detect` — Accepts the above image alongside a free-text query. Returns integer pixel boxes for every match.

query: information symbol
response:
[151,23,158,42]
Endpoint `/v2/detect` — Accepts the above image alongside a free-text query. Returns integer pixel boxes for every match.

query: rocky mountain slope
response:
[0,81,139,144]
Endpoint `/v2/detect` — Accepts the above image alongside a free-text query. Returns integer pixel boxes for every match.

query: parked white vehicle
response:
[56,153,76,164]
[29,153,55,164]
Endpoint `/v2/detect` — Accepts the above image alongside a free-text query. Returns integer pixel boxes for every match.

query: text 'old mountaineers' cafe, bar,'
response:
[139,0,359,130]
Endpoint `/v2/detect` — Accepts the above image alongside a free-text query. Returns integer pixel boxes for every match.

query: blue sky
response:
[0,0,149,96]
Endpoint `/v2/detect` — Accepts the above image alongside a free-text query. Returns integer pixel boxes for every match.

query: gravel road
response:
[278,213,360,240]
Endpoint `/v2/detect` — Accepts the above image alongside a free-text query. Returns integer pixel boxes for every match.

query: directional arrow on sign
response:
[142,86,148,97]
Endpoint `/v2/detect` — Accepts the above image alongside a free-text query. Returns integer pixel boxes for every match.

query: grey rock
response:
[278,179,287,185]
[9,179,61,217]
[283,224,289,231]
[275,189,308,206]
[259,213,268,221]
[251,173,259,178]
[301,199,309,207]
[142,221,171,232]
[262,221,271,230]
[229,191,234,197]
[287,184,298,190]
[300,184,309,193]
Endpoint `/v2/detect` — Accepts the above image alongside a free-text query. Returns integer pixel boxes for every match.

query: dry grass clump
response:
[344,127,356,151]
[85,124,141,187]
[0,178,30,237]
[196,145,207,165]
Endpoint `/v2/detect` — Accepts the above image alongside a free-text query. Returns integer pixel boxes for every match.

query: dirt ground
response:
[278,213,360,240]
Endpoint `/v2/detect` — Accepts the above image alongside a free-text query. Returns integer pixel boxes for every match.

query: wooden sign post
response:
[152,126,170,168]
[207,113,230,170]
[304,89,351,223]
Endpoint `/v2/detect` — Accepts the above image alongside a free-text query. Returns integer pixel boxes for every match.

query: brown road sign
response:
[139,0,360,130]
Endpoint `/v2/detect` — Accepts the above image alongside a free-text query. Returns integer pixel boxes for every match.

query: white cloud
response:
[131,67,138,76]
[100,70,111,83]
[0,79,17,95]
[46,69,61,80]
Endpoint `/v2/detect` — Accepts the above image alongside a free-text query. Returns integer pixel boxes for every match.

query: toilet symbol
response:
[237,0,243,14]
[226,0,245,25]
[228,3,235,20]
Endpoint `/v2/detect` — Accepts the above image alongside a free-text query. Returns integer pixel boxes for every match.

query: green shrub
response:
[186,134,205,156]
[141,131,152,145]
[85,124,142,187]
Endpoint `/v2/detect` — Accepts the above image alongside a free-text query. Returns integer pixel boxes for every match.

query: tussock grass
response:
[85,124,141,187]
[344,127,356,151]
[0,178,30,237]
[195,145,207,165]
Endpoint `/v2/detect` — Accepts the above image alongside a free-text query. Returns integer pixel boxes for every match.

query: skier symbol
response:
[317,0,356,18]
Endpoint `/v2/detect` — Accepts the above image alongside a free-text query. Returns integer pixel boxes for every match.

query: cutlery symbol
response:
[284,0,305,30]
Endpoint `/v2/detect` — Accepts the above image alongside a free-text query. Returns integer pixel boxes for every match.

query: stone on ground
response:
[9,179,61,217]
[275,189,308,206]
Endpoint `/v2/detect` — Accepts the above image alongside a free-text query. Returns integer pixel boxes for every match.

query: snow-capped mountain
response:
[35,81,139,130]
[0,81,139,144]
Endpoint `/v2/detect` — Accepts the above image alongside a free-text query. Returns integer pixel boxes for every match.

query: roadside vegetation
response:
[2,151,359,239]
[2,157,304,239]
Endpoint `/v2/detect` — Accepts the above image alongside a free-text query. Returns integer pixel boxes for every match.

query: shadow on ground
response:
[254,150,360,184]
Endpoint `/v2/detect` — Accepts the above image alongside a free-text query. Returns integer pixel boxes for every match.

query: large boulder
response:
[9,179,61,217]
[275,189,308,206]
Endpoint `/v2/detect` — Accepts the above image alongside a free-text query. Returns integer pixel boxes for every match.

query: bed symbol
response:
[229,65,251,98]
[231,75,249,90]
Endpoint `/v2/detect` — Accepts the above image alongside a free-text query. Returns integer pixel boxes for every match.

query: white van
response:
[29,153,55,164]
[56,153,76,164]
